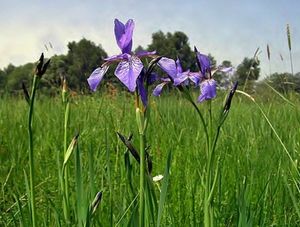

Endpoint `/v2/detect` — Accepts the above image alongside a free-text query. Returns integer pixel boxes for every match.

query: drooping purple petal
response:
[194,47,211,76]
[87,65,109,91]
[158,57,177,79]
[114,19,134,54]
[115,55,143,92]
[137,74,147,107]
[197,79,217,103]
[188,72,201,86]
[219,66,233,73]
[218,66,235,76]
[153,82,169,96]
[136,50,156,58]
[173,72,188,86]
[105,53,130,62]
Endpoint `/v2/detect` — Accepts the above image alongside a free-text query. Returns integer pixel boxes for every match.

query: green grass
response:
[0,90,300,226]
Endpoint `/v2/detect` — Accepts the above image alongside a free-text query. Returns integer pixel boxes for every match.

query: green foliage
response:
[0,69,5,91]
[264,72,300,93]
[147,31,197,71]
[0,93,300,226]
[1,34,299,97]
[0,39,108,94]
[64,38,107,91]
[234,57,260,88]
[5,63,34,92]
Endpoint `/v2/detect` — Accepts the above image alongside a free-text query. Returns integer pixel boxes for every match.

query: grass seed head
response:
[287,24,292,51]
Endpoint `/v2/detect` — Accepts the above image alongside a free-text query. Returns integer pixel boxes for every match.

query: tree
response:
[5,63,34,92]
[234,57,260,89]
[64,38,108,91]
[147,31,196,71]
[40,54,68,95]
[264,72,300,94]
[0,69,5,90]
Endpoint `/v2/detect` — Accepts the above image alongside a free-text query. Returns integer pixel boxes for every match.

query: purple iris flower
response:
[87,19,155,92]
[194,47,234,103]
[153,57,201,96]
[194,47,217,103]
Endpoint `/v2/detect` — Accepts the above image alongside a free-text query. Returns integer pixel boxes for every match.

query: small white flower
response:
[153,174,164,182]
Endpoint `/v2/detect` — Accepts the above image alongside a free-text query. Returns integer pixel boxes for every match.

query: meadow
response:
[0,88,299,226]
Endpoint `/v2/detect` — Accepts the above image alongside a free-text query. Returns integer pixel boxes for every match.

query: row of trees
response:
[0,31,299,95]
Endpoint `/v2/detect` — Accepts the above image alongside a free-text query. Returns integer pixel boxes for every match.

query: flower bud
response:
[35,53,51,78]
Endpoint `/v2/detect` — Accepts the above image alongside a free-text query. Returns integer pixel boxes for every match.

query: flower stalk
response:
[27,53,50,227]
[62,77,71,225]
[28,74,38,227]
[137,106,146,226]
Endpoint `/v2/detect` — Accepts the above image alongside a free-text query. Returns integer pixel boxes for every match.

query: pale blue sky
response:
[0,0,299,76]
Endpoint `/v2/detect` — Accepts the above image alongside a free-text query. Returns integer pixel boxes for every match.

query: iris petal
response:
[175,58,183,74]
[114,19,134,53]
[173,73,188,86]
[195,48,211,76]
[115,55,143,92]
[87,65,109,91]
[197,79,217,103]
[105,53,129,62]
[153,82,168,96]
[137,74,147,107]
[188,72,201,86]
[158,57,177,79]
[136,50,156,57]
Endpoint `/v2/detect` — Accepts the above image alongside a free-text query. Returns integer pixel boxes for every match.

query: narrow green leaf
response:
[63,133,79,168]
[157,150,172,227]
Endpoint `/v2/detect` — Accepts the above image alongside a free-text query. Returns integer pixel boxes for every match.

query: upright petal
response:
[175,58,183,74]
[114,19,134,53]
[197,79,217,103]
[158,57,177,79]
[194,47,211,76]
[115,55,143,92]
[87,65,109,91]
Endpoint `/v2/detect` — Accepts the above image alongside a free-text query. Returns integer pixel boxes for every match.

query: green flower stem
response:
[139,130,146,227]
[204,101,214,227]
[28,75,39,227]
[182,89,209,150]
[63,101,70,225]
[136,107,146,227]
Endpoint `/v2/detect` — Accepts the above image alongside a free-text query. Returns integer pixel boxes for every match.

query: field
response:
[0,89,299,226]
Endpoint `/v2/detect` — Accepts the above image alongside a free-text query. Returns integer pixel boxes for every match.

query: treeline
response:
[0,31,299,95]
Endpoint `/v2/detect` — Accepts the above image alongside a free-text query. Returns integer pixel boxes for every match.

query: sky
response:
[0,0,299,77]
